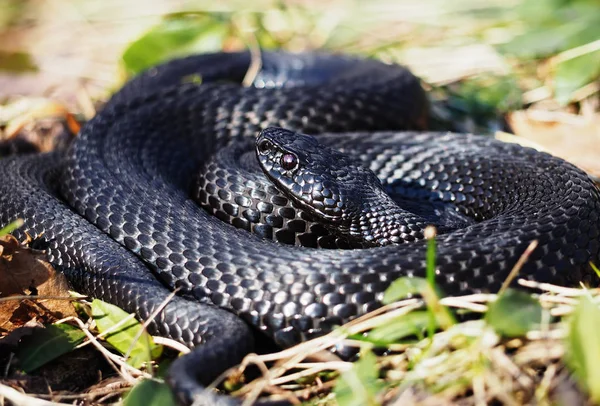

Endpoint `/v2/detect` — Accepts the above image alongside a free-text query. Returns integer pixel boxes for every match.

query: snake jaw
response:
[255,127,430,246]
[256,127,351,222]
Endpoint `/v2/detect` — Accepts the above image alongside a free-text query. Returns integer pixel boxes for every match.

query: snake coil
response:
[0,51,599,404]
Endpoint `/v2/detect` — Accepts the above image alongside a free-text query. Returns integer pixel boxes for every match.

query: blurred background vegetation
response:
[0,1,598,403]
[0,0,598,172]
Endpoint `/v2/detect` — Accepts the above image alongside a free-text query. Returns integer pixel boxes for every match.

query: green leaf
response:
[485,289,542,337]
[155,359,173,379]
[0,51,37,73]
[91,299,162,369]
[554,48,600,105]
[0,0,27,29]
[382,277,428,304]
[564,295,600,402]
[0,218,23,237]
[457,75,523,114]
[590,262,600,279]
[426,230,436,288]
[421,283,456,331]
[383,276,455,333]
[16,323,86,372]
[368,310,434,344]
[121,14,229,76]
[124,379,175,406]
[424,231,440,337]
[334,351,384,406]
[501,26,574,59]
[501,2,600,58]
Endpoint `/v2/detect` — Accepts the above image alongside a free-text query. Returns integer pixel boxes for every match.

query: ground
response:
[0,0,599,405]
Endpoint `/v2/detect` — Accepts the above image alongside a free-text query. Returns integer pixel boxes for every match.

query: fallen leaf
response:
[92,299,162,368]
[1,98,79,154]
[16,323,86,373]
[0,235,75,334]
[553,49,600,105]
[0,234,52,296]
[334,350,385,406]
[565,295,600,402]
[507,110,600,178]
[124,379,175,406]
[485,289,543,338]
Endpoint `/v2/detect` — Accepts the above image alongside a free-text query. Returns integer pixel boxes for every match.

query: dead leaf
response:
[4,100,81,139]
[0,235,52,296]
[507,110,600,178]
[0,97,79,157]
[0,235,75,334]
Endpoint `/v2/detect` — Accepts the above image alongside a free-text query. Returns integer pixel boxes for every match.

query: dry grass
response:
[1,278,594,406]
[0,1,598,405]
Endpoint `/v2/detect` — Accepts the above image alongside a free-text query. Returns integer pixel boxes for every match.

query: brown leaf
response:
[4,100,81,140]
[507,110,600,179]
[0,235,75,334]
[0,234,51,296]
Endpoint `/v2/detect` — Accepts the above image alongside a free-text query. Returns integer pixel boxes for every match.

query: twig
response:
[0,382,73,406]
[499,240,538,295]
[241,35,262,87]
[518,279,599,296]
[152,336,190,354]
[59,316,150,384]
[124,288,182,363]
[268,363,351,386]
[551,39,600,64]
[0,295,86,303]
[3,353,13,379]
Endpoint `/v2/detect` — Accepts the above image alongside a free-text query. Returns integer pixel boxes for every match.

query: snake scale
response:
[1,51,599,405]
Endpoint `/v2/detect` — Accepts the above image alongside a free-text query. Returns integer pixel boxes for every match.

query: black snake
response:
[1,51,599,405]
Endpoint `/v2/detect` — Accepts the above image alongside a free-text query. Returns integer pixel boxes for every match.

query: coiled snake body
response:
[1,51,599,404]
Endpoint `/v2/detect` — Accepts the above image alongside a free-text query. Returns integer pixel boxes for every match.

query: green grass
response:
[0,0,599,405]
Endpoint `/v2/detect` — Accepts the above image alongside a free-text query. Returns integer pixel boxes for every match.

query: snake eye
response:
[258,139,273,155]
[281,153,298,171]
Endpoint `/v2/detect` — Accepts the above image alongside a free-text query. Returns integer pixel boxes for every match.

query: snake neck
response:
[345,188,428,247]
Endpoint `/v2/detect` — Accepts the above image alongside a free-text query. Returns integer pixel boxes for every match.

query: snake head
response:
[255,127,387,233]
